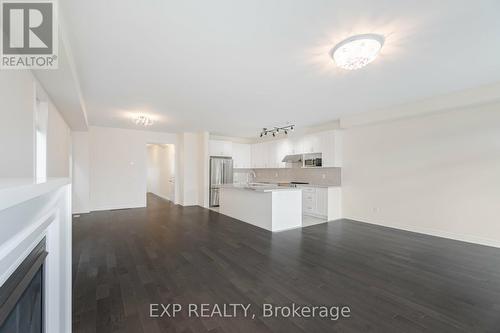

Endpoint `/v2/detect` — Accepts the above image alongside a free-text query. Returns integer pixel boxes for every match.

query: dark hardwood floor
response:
[73,193,500,333]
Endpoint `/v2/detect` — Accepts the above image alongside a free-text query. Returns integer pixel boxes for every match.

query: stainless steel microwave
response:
[304,157,322,167]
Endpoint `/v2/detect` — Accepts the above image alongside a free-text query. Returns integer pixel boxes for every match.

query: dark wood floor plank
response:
[73,193,500,332]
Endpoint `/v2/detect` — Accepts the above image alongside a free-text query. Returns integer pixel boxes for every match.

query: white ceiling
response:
[61,0,500,138]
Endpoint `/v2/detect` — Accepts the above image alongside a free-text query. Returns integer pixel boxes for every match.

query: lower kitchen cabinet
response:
[298,186,341,221]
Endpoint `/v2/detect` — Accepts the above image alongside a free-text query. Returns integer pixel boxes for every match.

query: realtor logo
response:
[1,0,58,69]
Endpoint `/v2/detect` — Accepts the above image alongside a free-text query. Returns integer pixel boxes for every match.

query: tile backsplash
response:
[234,167,341,186]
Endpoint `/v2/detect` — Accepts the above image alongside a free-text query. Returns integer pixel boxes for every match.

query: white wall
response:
[147,144,175,201]
[0,71,36,177]
[342,104,500,247]
[71,131,90,213]
[86,126,176,211]
[0,71,71,179]
[198,132,209,207]
[47,101,71,177]
[175,132,209,207]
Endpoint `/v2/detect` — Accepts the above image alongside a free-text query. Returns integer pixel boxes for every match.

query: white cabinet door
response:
[316,131,333,167]
[316,130,342,167]
[232,143,251,168]
[316,188,328,217]
[300,187,317,215]
[251,142,267,168]
[265,141,276,168]
[250,144,258,168]
[300,134,321,154]
[223,141,233,156]
[288,136,302,154]
[261,142,271,168]
[210,140,233,156]
[300,186,328,218]
[209,140,232,156]
[275,139,290,168]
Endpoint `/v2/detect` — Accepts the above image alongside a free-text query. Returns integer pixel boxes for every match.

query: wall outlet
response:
[275,172,278,177]
[322,174,326,179]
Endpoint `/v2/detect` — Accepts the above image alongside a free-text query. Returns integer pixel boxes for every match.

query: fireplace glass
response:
[0,239,46,333]
[0,268,43,333]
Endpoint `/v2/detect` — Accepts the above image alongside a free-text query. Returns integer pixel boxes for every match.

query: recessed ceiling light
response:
[330,34,384,70]
[134,115,153,126]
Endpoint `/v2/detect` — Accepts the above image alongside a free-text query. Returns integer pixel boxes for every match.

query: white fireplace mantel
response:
[0,178,70,212]
[0,177,72,333]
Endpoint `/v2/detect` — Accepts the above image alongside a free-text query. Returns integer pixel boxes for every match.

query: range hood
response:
[282,154,303,163]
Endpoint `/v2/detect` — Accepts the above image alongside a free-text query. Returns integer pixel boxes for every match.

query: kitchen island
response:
[219,184,302,232]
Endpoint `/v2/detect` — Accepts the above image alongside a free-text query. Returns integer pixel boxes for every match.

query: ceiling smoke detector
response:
[330,34,384,70]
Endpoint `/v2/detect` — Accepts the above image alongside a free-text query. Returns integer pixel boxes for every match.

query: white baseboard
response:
[345,217,500,249]
[90,203,146,212]
[148,192,171,202]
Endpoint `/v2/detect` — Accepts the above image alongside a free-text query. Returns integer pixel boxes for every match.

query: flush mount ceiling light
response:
[330,34,384,70]
[134,115,154,127]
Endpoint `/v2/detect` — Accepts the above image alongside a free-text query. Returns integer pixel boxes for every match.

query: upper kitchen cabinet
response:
[317,130,343,167]
[251,142,267,168]
[232,143,251,168]
[283,130,343,167]
[298,134,321,154]
[275,139,292,168]
[209,140,233,157]
[248,129,343,169]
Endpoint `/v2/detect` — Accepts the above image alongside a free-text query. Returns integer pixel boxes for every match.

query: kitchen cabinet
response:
[251,142,268,168]
[249,129,342,169]
[209,140,233,157]
[301,187,317,215]
[298,186,340,220]
[275,140,291,168]
[232,143,251,168]
[316,130,342,167]
[316,188,328,216]
[299,134,321,154]
[300,186,327,218]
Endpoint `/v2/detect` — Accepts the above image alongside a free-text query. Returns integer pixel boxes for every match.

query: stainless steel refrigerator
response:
[209,156,233,207]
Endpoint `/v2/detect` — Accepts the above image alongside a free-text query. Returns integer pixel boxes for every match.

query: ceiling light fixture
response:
[134,115,154,127]
[330,34,384,70]
[260,124,295,138]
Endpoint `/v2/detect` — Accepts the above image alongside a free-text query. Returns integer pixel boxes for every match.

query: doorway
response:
[146,144,175,202]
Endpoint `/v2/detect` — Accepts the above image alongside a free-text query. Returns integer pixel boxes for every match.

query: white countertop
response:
[233,182,341,189]
[0,178,71,212]
[220,184,302,192]
[295,184,341,188]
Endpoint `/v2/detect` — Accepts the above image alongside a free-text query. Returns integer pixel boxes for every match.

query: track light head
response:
[259,124,295,138]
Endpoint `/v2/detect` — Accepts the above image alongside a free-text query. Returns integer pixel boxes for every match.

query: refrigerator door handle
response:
[221,161,225,184]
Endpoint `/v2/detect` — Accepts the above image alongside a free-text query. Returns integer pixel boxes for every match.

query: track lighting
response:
[259,124,295,138]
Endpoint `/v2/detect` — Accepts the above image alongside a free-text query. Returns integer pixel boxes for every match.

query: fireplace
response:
[0,239,47,333]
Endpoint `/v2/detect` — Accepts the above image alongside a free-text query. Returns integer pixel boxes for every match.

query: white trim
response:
[149,192,171,202]
[340,82,500,128]
[0,213,54,286]
[347,218,500,249]
[0,178,70,212]
[90,203,146,212]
